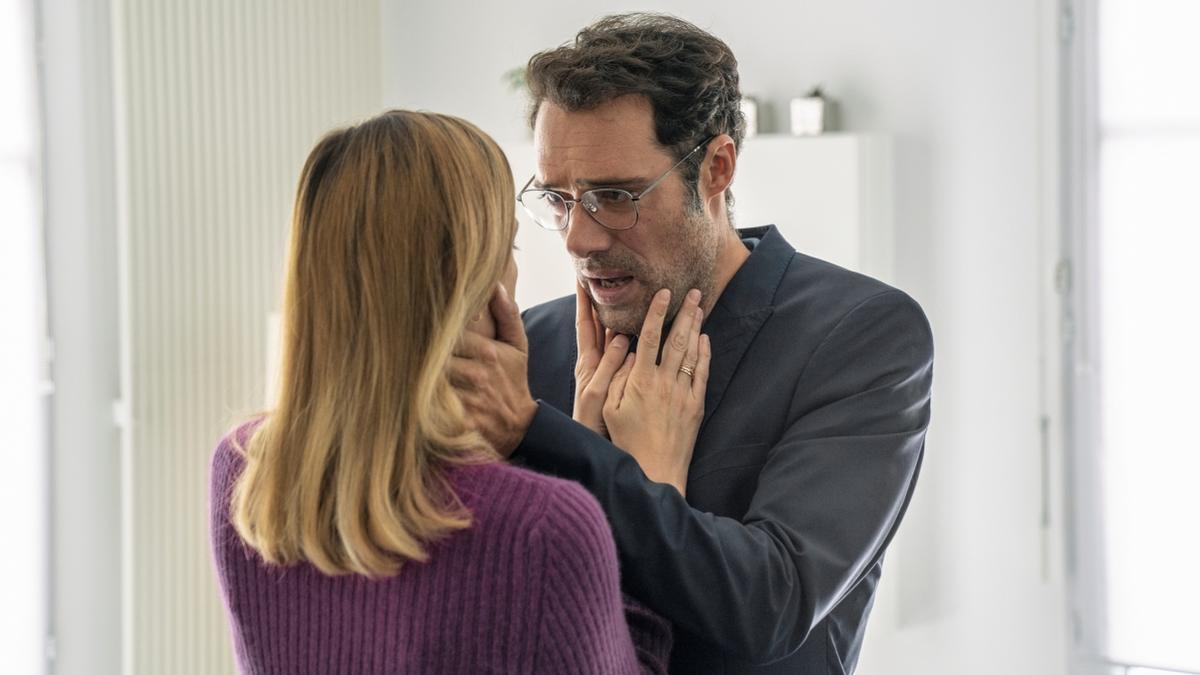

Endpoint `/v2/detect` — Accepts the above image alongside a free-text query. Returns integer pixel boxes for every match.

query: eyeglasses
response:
[517,137,713,231]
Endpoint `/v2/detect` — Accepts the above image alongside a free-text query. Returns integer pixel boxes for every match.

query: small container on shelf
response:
[790,86,837,136]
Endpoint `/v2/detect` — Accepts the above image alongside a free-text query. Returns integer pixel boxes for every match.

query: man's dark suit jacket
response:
[514,225,934,674]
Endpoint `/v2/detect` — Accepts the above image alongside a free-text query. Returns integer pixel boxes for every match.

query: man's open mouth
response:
[585,273,639,304]
[595,276,633,289]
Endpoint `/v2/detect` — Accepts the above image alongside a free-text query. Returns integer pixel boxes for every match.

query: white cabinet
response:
[502,133,894,311]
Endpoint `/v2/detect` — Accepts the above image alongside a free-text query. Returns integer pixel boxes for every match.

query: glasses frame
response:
[518,136,714,232]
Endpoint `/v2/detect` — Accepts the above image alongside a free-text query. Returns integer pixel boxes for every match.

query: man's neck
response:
[700,226,752,318]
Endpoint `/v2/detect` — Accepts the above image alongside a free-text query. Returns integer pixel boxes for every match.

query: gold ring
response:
[679,364,696,378]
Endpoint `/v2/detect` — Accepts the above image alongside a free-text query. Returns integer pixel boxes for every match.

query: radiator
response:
[111,1,381,672]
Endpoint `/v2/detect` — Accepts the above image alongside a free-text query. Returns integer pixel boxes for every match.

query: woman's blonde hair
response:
[230,110,517,577]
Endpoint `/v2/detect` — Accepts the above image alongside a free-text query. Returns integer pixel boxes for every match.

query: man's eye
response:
[591,190,632,205]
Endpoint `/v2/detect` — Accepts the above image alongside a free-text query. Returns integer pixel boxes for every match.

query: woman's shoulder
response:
[455,460,599,507]
[209,418,266,499]
[452,461,621,612]
[453,461,613,545]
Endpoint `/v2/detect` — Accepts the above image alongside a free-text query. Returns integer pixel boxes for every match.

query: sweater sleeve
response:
[530,481,672,674]
[622,593,673,675]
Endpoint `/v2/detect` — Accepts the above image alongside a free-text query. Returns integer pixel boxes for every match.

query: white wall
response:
[384,2,1070,673]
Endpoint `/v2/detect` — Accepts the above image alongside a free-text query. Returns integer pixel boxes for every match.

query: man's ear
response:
[700,134,737,206]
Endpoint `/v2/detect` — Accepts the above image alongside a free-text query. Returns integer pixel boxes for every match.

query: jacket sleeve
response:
[514,290,933,664]
[530,482,673,674]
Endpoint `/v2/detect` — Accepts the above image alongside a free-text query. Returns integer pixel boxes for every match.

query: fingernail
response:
[657,289,671,303]
[687,288,701,303]
[613,334,629,349]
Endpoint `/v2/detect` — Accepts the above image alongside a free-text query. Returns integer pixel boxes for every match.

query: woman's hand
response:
[450,283,538,457]
[603,288,711,496]
[573,282,631,437]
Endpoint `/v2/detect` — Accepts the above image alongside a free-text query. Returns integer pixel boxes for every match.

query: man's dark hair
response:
[525,13,744,212]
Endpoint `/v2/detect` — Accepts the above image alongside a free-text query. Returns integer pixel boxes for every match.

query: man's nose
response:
[562,204,614,259]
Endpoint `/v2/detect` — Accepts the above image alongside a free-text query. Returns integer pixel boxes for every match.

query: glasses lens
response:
[520,190,569,230]
[582,189,637,230]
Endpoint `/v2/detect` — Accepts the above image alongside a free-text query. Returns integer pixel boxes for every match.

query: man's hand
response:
[573,282,631,437]
[449,283,538,457]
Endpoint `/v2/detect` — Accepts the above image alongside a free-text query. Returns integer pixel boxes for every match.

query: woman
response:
[209,110,707,674]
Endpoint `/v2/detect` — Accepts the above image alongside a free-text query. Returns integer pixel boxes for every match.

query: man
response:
[451,13,933,675]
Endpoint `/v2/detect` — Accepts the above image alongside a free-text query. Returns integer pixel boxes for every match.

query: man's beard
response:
[576,207,720,335]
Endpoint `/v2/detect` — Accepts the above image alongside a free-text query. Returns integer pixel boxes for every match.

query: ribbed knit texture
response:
[209,428,672,674]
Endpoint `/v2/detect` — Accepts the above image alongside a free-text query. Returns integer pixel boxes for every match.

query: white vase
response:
[790,96,834,136]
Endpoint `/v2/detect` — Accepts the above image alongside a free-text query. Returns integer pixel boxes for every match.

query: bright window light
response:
[0,0,47,672]
[1100,0,1200,129]
[1097,1,1200,672]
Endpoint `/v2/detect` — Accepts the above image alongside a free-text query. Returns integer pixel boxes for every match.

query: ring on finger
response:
[678,364,696,378]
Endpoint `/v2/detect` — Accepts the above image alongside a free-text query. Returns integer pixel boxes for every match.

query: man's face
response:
[532,96,719,334]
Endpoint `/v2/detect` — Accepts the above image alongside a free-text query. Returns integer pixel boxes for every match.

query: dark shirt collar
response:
[706,225,794,323]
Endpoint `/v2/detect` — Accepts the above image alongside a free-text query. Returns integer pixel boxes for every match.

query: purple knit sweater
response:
[209,430,672,674]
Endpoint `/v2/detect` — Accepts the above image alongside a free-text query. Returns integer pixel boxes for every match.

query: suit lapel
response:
[694,226,794,433]
[700,306,774,432]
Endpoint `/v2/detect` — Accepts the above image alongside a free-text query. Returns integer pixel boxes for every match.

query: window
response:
[0,0,49,672]
[1067,1,1200,673]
